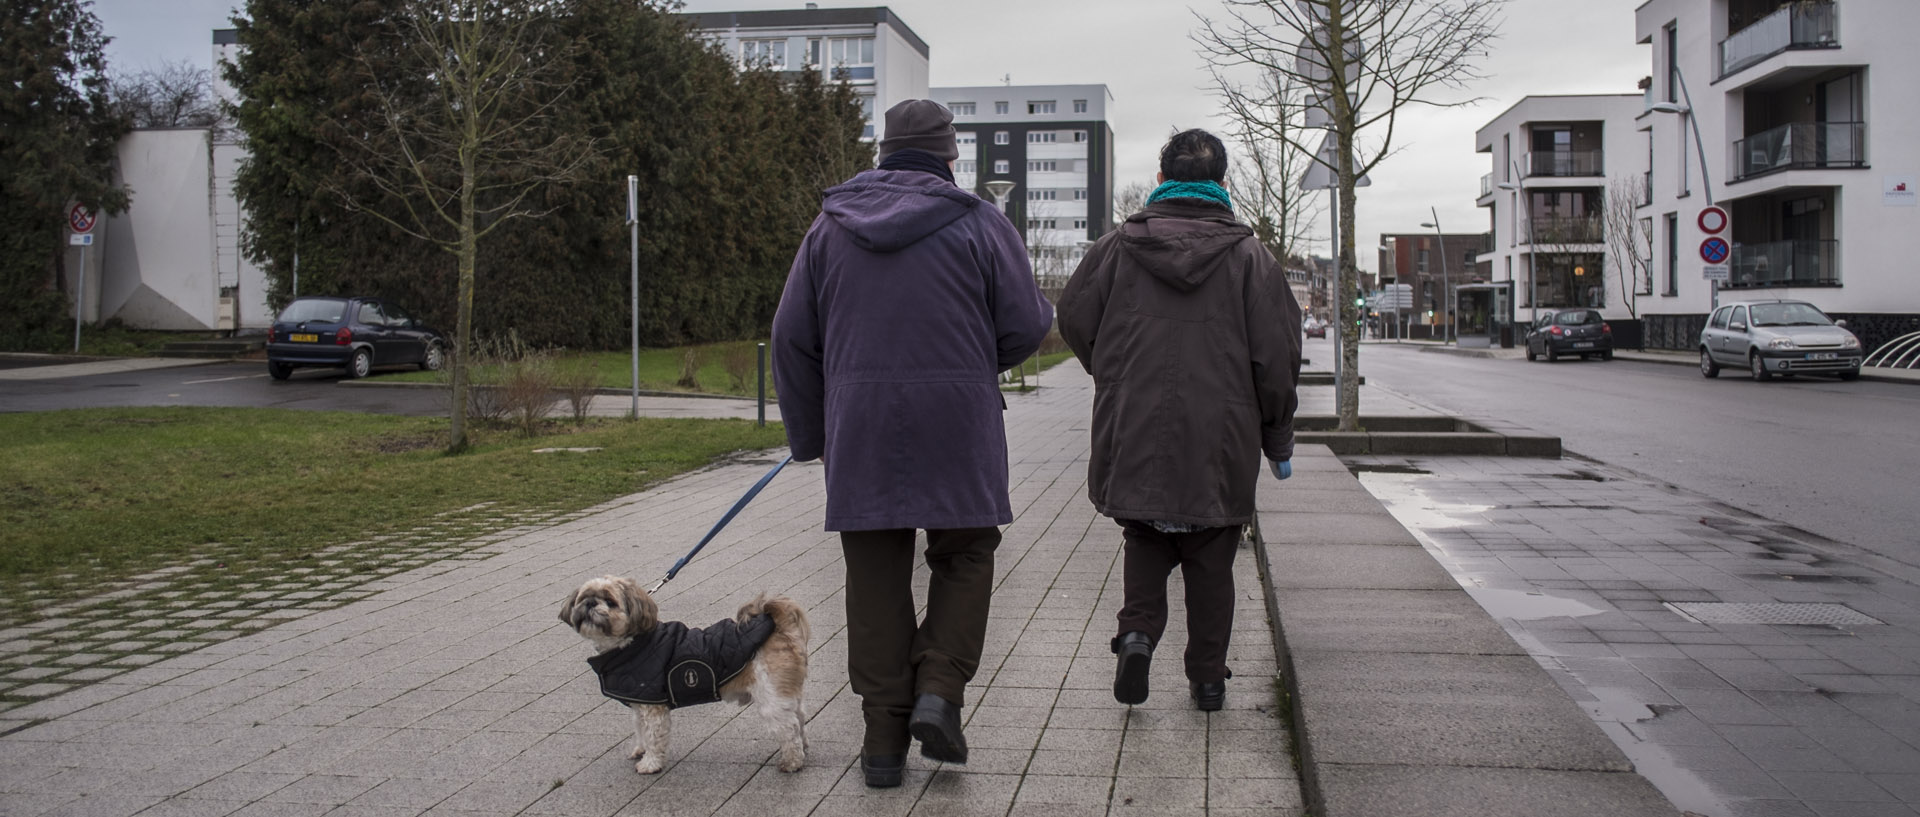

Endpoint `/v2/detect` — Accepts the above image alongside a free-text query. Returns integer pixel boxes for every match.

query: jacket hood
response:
[1117,200,1257,291]
[822,168,982,253]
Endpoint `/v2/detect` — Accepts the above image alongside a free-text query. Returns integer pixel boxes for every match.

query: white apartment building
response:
[929,85,1116,285]
[1474,95,1647,336]
[1633,0,1919,350]
[684,5,930,140]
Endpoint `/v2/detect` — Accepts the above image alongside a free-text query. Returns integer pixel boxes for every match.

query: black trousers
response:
[841,526,1001,755]
[1114,521,1240,685]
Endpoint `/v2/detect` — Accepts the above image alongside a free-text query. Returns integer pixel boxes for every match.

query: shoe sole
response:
[1194,697,1223,712]
[863,768,903,788]
[908,717,968,764]
[1114,646,1151,705]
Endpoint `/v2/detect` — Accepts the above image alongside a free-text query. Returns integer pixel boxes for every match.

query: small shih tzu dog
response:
[560,575,810,774]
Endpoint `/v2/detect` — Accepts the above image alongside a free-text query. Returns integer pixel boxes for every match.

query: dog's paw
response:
[634,755,666,774]
[776,748,806,773]
[628,745,645,760]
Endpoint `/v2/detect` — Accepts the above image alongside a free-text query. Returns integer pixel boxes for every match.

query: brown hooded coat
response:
[1056,198,1302,527]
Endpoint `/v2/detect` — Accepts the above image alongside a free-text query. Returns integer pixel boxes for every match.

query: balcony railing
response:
[1731,121,1866,180]
[1719,1,1838,79]
[1727,239,1839,287]
[1522,150,1603,178]
[1479,173,1493,198]
[1526,216,1604,244]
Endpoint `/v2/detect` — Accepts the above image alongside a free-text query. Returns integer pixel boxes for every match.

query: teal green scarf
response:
[1147,179,1233,211]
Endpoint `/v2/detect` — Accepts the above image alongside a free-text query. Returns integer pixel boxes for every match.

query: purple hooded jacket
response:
[772,168,1054,532]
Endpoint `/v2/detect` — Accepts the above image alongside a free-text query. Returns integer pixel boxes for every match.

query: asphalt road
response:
[1324,337,1920,571]
[0,360,449,416]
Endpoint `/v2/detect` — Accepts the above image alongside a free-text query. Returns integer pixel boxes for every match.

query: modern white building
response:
[683,5,930,141]
[1474,94,1647,339]
[1632,0,1920,351]
[929,84,1116,286]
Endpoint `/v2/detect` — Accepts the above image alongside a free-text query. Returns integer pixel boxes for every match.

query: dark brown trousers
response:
[1115,521,1241,684]
[841,526,1001,755]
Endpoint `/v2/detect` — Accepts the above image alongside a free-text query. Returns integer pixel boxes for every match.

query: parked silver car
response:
[1699,299,1861,381]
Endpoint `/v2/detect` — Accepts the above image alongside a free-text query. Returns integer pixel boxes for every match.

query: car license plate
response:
[1573,342,1595,349]
[290,333,318,343]
[1806,352,1836,360]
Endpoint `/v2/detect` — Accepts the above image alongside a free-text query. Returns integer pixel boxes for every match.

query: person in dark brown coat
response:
[1055,128,1301,711]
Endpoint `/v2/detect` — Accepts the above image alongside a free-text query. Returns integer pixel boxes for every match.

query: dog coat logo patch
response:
[667,660,719,707]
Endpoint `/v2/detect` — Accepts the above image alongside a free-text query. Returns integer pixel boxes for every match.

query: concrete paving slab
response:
[1262,544,1462,590]
[1253,511,1421,547]
[1269,589,1528,654]
[1317,765,1680,817]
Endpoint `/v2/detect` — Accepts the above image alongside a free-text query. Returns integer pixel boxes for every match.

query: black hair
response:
[1159,128,1229,183]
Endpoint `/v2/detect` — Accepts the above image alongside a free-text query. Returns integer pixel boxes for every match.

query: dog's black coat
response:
[586,613,775,708]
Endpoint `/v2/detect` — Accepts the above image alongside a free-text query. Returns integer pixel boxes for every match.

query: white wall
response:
[101,129,220,330]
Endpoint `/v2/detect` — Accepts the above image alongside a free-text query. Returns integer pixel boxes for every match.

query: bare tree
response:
[111,60,220,129]
[1602,173,1652,324]
[322,0,596,452]
[1113,181,1152,223]
[1218,73,1322,269]
[1195,0,1505,430]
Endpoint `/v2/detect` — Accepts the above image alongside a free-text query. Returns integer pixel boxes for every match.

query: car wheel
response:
[1838,368,1859,381]
[268,360,292,381]
[348,347,373,379]
[1700,348,1719,378]
[419,342,445,372]
[1526,346,1537,362]
[1546,347,1559,362]
[1748,351,1771,382]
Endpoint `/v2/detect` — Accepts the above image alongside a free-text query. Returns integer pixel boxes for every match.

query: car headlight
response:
[1768,337,1797,350]
[1842,335,1860,349]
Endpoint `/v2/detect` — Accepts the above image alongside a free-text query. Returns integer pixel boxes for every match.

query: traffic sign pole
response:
[69,205,96,353]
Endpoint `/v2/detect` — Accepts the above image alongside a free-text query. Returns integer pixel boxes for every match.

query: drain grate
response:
[1665,602,1884,626]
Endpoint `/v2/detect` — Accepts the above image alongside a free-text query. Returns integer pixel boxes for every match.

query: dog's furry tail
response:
[739,593,811,648]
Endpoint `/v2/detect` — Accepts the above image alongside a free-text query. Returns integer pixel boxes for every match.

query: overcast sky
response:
[91,0,1650,272]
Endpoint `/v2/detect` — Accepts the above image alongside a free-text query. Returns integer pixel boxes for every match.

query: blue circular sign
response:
[1700,237,1730,264]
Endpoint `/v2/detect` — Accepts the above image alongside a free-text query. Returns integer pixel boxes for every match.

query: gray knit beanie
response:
[877,99,959,162]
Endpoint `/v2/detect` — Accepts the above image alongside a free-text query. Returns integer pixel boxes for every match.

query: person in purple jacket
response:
[772,99,1053,788]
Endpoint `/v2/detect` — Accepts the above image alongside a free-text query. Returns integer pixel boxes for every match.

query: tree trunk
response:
[1329,4,1362,432]
[450,152,476,453]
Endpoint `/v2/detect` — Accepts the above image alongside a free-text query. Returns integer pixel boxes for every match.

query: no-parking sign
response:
[69,204,96,234]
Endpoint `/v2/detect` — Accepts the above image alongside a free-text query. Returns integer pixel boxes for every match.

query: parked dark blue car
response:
[265,296,445,380]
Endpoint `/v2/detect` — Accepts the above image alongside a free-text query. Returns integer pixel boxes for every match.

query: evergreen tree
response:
[0,0,130,348]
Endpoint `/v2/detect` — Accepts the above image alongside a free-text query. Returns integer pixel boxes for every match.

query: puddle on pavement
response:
[1347,463,1430,475]
[1355,471,1491,531]
[1464,586,1605,620]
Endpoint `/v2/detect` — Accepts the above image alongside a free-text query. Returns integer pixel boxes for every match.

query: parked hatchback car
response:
[1525,308,1613,361]
[1699,299,1861,381]
[265,296,445,380]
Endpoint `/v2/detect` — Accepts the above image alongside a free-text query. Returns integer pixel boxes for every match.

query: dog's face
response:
[560,576,658,648]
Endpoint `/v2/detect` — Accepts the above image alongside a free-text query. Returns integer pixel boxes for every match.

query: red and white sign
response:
[1696,206,1728,235]
[68,205,96,234]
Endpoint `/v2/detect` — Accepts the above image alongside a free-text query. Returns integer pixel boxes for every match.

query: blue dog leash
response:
[648,455,794,594]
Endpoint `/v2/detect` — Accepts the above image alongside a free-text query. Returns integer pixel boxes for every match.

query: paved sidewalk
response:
[0,364,1307,817]
[0,356,214,381]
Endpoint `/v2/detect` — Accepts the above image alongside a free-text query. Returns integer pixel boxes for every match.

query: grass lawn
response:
[8,325,224,357]
[0,407,786,624]
[382,341,778,397]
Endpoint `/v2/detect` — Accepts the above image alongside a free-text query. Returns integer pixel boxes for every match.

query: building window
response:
[995,101,1008,115]
[994,131,1009,145]
[1027,160,1057,172]
[1664,213,1679,295]
[1664,24,1678,103]
[1073,130,1089,143]
[1073,99,1087,113]
[1027,189,1056,201]
[1029,100,1056,114]
[1027,131,1056,143]
[993,159,1009,174]
[951,102,975,116]
[806,38,822,67]
[742,39,786,69]
[955,160,976,173]
[1638,217,1655,294]
[1074,219,1088,229]
[957,132,976,145]
[829,37,874,66]
[1027,219,1058,229]
[1073,189,1087,200]
[1417,249,1429,274]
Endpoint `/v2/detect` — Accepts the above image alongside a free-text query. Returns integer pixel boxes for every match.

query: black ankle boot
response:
[1190,680,1226,712]
[860,753,905,788]
[1112,631,1153,705]
[908,693,968,764]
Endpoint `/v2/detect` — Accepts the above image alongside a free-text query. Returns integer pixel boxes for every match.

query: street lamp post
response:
[981,180,1029,388]
[1421,208,1452,344]
[1650,63,1718,309]
[1497,159,1537,327]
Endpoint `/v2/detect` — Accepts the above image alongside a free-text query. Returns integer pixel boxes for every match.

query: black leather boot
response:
[908,693,968,764]
[1190,680,1226,712]
[860,753,905,788]
[1112,631,1153,705]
